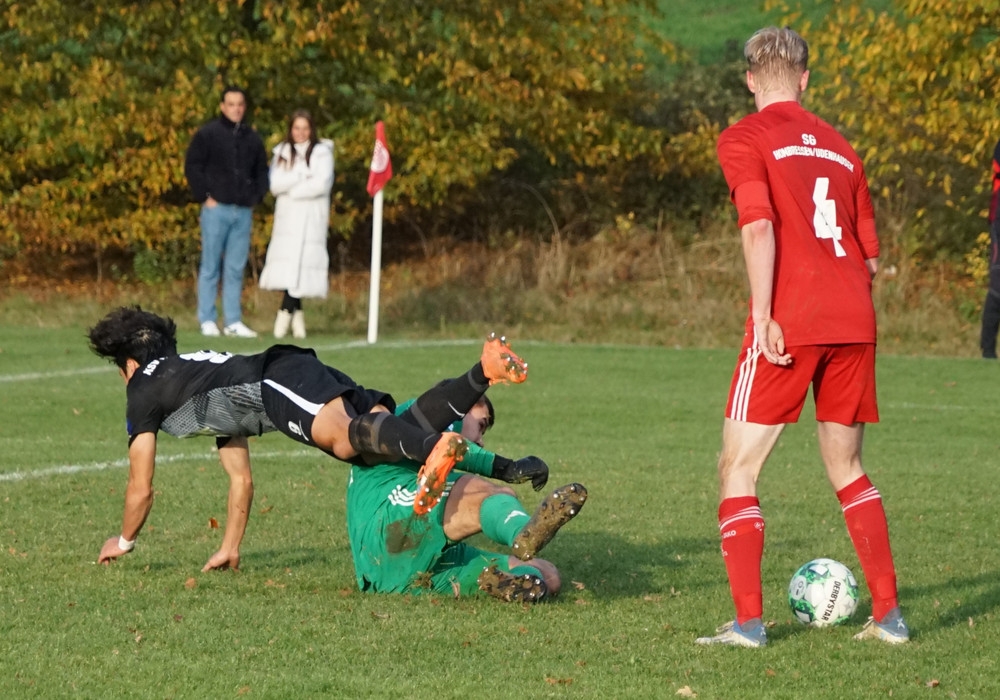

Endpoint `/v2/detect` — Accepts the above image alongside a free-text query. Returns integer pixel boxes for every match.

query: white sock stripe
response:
[503,510,529,524]
[719,507,763,531]
[842,487,879,503]
[842,490,882,511]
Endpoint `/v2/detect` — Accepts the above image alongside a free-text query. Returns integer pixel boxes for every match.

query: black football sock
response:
[399,364,489,432]
[347,412,439,463]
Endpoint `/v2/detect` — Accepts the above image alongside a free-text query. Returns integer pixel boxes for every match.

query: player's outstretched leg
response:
[853,607,910,644]
[481,332,528,385]
[413,433,468,516]
[695,619,767,648]
[477,565,547,603]
[511,483,587,561]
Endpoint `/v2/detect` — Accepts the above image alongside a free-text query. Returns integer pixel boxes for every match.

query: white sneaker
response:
[695,619,767,648]
[853,608,909,644]
[291,310,306,339]
[200,321,221,337]
[273,310,292,339]
[223,321,258,338]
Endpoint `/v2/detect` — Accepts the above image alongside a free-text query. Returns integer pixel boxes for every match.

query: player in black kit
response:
[87,306,527,571]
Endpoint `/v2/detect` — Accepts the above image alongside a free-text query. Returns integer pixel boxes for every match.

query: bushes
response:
[2,0,994,300]
[0,0,687,276]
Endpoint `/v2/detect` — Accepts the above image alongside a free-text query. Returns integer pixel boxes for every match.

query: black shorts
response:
[259,346,395,452]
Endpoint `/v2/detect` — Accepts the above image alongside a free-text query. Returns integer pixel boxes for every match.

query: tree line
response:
[0,0,995,281]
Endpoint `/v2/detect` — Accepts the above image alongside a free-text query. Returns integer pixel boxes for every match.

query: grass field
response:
[2,322,998,698]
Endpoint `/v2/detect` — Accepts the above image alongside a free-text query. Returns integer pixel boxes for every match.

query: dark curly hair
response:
[88,306,178,370]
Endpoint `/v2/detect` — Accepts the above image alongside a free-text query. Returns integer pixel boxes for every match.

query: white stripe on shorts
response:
[262,378,326,415]
[729,334,761,422]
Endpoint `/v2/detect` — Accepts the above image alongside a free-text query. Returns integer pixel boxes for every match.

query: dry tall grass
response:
[0,216,983,357]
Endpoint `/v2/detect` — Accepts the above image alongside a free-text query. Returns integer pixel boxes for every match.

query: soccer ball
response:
[787,558,859,627]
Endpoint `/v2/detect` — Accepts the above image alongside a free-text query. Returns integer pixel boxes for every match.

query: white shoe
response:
[223,321,258,338]
[273,310,292,339]
[695,619,767,647]
[200,321,221,337]
[291,310,306,339]
[853,608,909,644]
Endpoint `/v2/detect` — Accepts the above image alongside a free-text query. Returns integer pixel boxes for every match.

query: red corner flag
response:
[366,121,393,197]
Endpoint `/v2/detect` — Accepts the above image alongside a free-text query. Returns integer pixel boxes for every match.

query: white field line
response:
[0,338,478,483]
[0,448,315,483]
[882,401,972,411]
[0,366,113,383]
[0,338,479,385]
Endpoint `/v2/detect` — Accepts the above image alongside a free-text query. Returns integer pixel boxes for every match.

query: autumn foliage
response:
[1,0,996,280]
[0,0,688,276]
[777,0,1000,261]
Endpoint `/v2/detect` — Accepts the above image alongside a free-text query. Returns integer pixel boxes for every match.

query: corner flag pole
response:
[365,121,393,344]
[367,189,384,344]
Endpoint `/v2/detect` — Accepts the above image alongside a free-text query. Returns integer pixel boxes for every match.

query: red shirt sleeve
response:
[733,181,774,228]
[854,173,879,260]
[718,125,776,227]
[991,152,1000,223]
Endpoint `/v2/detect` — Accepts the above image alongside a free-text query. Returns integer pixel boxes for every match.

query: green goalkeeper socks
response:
[479,493,531,546]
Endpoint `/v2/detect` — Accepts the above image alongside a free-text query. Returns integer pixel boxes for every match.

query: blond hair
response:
[744,26,809,94]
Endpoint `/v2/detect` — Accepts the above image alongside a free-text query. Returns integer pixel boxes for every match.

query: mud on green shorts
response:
[346,465,540,596]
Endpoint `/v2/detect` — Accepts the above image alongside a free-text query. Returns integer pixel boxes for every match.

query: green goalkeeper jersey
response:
[345,400,495,592]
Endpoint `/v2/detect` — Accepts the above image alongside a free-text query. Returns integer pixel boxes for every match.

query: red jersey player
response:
[695,26,908,647]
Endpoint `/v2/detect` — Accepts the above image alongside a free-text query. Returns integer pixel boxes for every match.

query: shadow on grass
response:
[549,530,720,600]
[724,570,1000,643]
[896,571,1000,636]
[243,546,345,570]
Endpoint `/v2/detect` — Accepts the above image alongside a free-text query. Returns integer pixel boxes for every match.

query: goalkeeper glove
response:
[491,455,549,491]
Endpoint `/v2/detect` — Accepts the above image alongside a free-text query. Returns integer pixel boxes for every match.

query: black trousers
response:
[981,219,1000,358]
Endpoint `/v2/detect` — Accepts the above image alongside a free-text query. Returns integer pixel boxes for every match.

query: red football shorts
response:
[725,340,878,425]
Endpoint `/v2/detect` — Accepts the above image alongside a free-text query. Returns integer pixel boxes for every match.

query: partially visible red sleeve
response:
[854,175,880,259]
[717,127,768,198]
[990,157,1000,223]
[857,218,879,260]
[718,126,774,228]
[733,181,774,228]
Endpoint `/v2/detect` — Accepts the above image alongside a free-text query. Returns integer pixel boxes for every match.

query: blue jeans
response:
[197,203,252,326]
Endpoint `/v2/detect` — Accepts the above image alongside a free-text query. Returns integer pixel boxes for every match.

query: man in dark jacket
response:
[185,86,269,338]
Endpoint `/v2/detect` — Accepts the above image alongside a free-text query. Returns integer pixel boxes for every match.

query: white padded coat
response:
[259,139,334,298]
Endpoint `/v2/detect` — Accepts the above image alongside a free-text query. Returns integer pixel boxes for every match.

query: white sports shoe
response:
[695,619,768,648]
[291,310,306,339]
[200,321,221,337]
[853,608,909,644]
[223,321,258,338]
[273,310,292,339]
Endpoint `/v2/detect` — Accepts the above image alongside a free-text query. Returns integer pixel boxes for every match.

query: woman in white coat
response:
[259,110,334,339]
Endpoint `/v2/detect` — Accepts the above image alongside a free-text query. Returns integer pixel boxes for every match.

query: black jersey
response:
[125,349,274,440]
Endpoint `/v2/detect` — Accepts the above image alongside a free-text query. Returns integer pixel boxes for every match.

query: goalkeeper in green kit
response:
[346,340,587,602]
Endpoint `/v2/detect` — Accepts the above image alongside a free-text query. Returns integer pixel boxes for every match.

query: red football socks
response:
[837,475,899,621]
[718,496,765,624]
